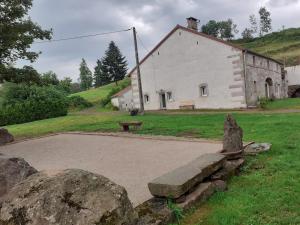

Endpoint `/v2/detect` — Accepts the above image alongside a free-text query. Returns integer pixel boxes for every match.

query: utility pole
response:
[132,27,144,114]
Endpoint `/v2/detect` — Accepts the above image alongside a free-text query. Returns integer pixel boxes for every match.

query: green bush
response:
[67,96,93,110]
[0,83,68,126]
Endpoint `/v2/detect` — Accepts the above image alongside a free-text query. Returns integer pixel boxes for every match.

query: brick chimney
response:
[186,17,199,31]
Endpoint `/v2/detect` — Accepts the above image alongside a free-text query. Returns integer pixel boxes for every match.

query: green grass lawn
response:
[4,109,300,224]
[264,98,300,110]
[70,78,130,104]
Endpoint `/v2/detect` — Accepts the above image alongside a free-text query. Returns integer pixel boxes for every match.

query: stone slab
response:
[148,153,226,199]
[178,182,215,210]
[244,143,271,155]
[211,158,245,181]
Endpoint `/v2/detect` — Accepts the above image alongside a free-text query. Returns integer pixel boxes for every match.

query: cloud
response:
[16,0,300,81]
[267,0,299,7]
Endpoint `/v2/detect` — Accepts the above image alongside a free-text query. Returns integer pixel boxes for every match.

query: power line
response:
[33,28,132,44]
[136,33,150,53]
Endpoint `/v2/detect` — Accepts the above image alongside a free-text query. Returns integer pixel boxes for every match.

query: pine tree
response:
[79,59,93,90]
[93,60,110,87]
[101,41,128,85]
[259,7,272,36]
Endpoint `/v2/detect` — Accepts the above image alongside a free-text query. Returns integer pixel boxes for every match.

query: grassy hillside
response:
[70,78,130,104]
[233,28,300,66]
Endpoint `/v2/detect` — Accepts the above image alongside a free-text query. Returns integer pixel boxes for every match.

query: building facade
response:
[286,65,300,97]
[129,19,287,110]
[111,86,133,111]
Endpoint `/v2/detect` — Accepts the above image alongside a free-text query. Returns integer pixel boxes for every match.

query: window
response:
[144,94,150,104]
[166,92,173,101]
[254,81,257,93]
[267,60,270,69]
[199,84,208,97]
[253,56,256,65]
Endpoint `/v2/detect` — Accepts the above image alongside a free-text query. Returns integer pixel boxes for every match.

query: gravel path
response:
[0,133,222,206]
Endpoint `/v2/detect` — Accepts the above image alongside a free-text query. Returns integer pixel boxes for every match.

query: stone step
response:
[148,153,226,199]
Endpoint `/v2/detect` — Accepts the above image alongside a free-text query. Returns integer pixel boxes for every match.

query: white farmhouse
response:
[128,17,287,110]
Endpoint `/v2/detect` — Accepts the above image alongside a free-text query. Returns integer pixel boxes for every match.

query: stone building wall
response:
[244,53,287,107]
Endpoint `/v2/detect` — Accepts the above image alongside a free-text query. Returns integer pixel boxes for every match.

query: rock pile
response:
[0,156,37,203]
[0,169,137,225]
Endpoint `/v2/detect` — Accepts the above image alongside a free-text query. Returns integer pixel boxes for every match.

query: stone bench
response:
[179,105,195,110]
[148,153,225,199]
[119,121,143,132]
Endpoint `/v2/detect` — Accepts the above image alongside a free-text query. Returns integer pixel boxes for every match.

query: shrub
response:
[259,97,270,109]
[129,109,139,116]
[67,96,93,110]
[0,83,68,126]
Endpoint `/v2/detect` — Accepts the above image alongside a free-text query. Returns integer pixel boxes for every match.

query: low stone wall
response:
[136,157,245,225]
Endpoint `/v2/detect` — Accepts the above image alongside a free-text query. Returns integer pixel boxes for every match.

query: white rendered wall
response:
[111,88,133,111]
[111,97,119,108]
[131,28,247,110]
[286,65,300,86]
[119,88,134,111]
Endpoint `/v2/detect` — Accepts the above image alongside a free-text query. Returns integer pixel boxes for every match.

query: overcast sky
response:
[17,0,300,81]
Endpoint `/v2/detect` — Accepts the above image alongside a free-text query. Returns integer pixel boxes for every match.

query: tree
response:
[249,14,258,35]
[41,71,59,86]
[0,0,52,65]
[70,82,81,94]
[101,41,128,85]
[241,28,254,40]
[79,59,93,90]
[201,19,238,40]
[93,60,110,87]
[201,20,219,37]
[0,65,41,85]
[58,77,72,94]
[259,7,272,36]
[218,19,238,40]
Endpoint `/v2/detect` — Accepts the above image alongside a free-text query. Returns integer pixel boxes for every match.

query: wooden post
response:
[133,27,144,114]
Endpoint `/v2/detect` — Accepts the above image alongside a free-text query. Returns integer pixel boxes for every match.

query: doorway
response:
[265,78,273,99]
[160,92,167,109]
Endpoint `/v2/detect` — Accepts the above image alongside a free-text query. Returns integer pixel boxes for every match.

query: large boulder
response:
[0,128,14,145]
[223,114,243,153]
[0,169,137,225]
[0,156,37,202]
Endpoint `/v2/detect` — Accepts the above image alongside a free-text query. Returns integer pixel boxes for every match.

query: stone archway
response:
[265,78,273,99]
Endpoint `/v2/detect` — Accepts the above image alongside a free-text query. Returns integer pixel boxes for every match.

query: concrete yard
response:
[0,133,222,207]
